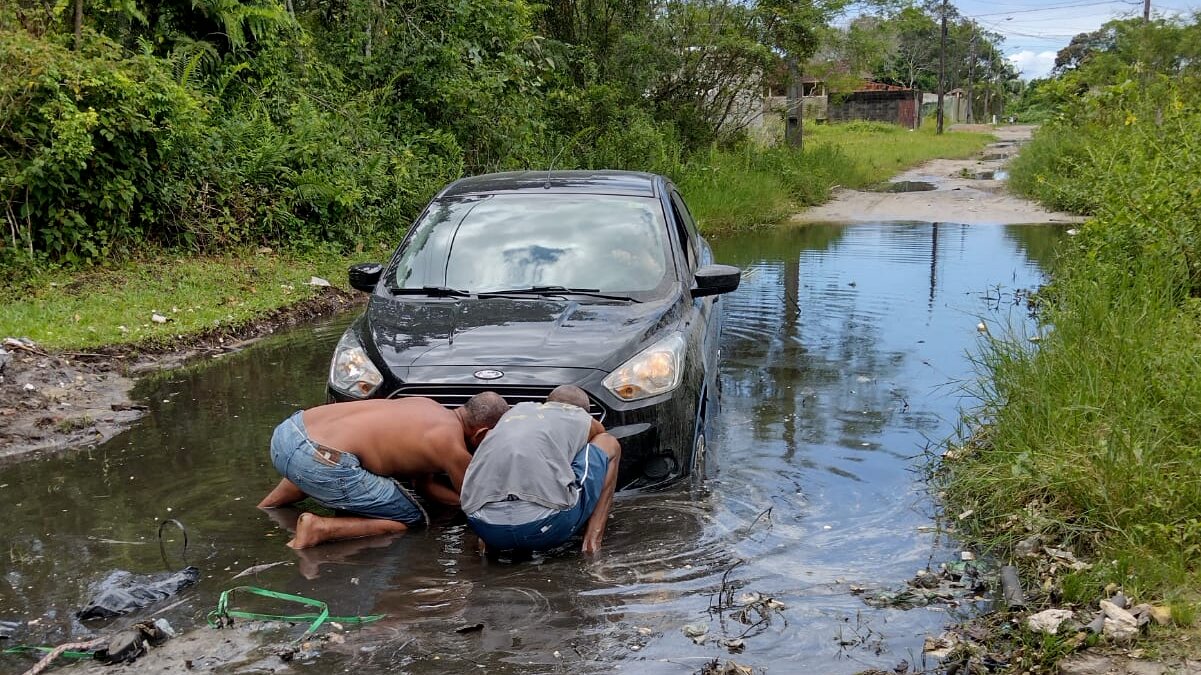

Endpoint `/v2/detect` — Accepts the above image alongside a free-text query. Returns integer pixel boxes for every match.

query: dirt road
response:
[794,125,1084,226]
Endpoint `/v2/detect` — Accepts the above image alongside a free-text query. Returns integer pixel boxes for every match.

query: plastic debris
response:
[682,623,709,645]
[1026,609,1075,634]
[76,567,200,620]
[151,313,169,324]
[307,276,332,287]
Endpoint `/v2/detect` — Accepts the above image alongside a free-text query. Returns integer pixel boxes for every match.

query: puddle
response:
[868,180,937,193]
[966,170,1009,180]
[0,224,1066,674]
[980,153,1009,161]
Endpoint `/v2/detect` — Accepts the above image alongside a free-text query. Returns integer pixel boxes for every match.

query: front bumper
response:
[328,365,692,488]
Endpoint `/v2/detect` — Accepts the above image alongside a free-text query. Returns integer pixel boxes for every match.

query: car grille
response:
[388,384,606,422]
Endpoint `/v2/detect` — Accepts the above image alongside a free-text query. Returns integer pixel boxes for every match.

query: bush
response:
[0,32,206,263]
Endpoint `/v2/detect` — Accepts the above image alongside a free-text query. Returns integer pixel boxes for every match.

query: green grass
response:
[678,121,992,232]
[0,243,388,350]
[941,80,1201,647]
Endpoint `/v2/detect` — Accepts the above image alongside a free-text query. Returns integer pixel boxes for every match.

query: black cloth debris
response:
[76,567,199,620]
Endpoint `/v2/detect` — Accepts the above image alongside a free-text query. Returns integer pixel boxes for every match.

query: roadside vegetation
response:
[0,0,999,350]
[941,13,1201,667]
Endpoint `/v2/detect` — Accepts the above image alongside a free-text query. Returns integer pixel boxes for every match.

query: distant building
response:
[827,81,921,128]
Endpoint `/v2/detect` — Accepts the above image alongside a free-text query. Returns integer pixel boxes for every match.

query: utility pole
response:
[785,58,803,150]
[1144,0,1151,20]
[966,32,976,124]
[936,0,948,134]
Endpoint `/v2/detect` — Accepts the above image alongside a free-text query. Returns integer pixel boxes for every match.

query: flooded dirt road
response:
[0,223,1061,674]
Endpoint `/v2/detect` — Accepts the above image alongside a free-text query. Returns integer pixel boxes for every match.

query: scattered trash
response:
[307,276,332,287]
[999,565,1026,610]
[93,619,175,664]
[922,631,960,658]
[76,566,200,620]
[719,637,745,654]
[697,658,753,675]
[1026,608,1075,634]
[1044,546,1091,571]
[230,561,291,579]
[1100,599,1139,642]
[859,560,987,610]
[22,383,35,393]
[207,586,384,639]
[151,313,169,324]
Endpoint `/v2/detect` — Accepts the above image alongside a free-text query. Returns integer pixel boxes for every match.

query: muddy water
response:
[0,223,1062,674]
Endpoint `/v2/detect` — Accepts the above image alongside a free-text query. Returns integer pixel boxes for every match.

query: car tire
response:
[689,427,708,487]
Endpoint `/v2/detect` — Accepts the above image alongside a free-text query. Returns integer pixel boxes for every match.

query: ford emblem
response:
[473,369,504,380]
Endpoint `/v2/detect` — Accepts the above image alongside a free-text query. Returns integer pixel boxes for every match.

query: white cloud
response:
[1008,50,1059,79]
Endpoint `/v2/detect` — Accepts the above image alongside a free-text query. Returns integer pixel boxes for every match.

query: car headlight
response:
[603,333,686,401]
[329,329,383,398]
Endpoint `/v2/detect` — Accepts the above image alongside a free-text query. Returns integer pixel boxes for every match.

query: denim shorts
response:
[269,411,426,526]
[466,444,609,551]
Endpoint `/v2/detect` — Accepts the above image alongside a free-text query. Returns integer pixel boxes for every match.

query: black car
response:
[328,170,740,488]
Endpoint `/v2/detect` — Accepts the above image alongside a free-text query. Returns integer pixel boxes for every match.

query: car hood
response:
[364,295,679,373]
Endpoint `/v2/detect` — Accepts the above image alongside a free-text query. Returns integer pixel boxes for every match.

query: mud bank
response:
[0,287,361,463]
[795,125,1084,226]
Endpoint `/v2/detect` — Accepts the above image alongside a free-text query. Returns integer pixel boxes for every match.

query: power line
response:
[965,0,1142,19]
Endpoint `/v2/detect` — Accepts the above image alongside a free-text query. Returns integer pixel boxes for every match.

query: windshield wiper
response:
[478,286,641,303]
[389,285,473,298]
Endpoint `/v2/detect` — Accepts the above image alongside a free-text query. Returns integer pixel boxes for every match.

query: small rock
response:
[151,313,169,324]
[719,637,745,654]
[976,322,988,332]
[1084,612,1105,633]
[0,348,9,373]
[1027,609,1075,635]
[1109,592,1129,609]
[960,551,975,561]
[682,623,708,644]
[23,383,36,392]
[307,276,332,287]
[922,632,959,658]
[1100,600,1139,642]
[1015,535,1041,557]
[1059,654,1113,675]
[1130,603,1154,626]
[1147,605,1173,626]
[1125,662,1168,675]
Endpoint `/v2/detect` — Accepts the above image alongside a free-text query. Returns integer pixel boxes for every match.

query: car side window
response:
[668,192,697,270]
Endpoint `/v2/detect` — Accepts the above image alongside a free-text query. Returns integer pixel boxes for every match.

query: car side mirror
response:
[691,264,741,298]
[348,262,383,293]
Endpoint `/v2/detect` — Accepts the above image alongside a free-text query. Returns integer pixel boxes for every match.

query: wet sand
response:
[794,125,1085,226]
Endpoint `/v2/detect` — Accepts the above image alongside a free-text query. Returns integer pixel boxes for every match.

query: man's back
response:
[461,401,592,513]
[302,398,460,477]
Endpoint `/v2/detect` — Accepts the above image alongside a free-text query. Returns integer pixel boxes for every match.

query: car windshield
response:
[390,193,670,295]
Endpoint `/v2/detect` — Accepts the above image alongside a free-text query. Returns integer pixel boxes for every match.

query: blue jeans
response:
[467,444,609,551]
[269,411,426,526]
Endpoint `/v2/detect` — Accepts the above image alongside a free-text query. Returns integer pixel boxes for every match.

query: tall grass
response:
[946,77,1201,606]
[678,122,991,232]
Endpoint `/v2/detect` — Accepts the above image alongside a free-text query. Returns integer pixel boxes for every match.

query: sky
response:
[951,0,1199,79]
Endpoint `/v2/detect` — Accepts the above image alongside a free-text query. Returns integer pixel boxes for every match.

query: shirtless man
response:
[258,393,509,548]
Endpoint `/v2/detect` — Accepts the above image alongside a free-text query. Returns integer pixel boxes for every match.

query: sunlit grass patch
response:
[0,244,385,350]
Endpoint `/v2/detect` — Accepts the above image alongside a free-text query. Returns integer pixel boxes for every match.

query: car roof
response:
[439,170,661,199]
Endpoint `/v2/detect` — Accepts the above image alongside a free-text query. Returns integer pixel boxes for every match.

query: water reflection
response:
[0,223,1061,675]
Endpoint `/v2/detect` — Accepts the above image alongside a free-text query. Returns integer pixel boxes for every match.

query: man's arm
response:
[416,474,461,507]
[588,417,606,442]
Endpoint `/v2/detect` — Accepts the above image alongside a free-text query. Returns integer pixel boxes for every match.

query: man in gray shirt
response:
[461,385,622,554]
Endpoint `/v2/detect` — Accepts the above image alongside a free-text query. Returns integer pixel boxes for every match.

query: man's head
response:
[459,391,510,450]
[547,385,590,411]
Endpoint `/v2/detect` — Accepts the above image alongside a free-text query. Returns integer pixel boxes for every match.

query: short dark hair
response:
[461,391,509,430]
[547,385,589,410]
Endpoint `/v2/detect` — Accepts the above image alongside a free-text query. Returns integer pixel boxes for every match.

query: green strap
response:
[206,586,384,638]
[2,645,95,660]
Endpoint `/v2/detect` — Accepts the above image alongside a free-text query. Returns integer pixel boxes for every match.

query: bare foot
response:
[286,512,328,549]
